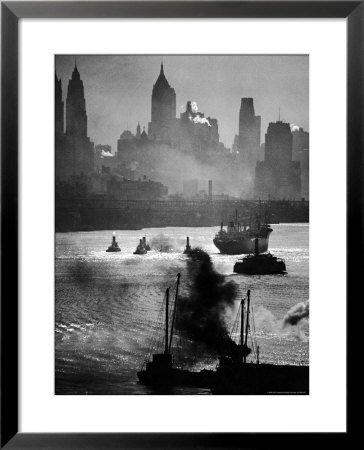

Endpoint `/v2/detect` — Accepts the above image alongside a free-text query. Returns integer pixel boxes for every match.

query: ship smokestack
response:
[143,237,146,244]
[184,236,191,254]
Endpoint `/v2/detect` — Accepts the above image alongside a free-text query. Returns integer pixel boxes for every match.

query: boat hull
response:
[137,368,215,389]
[211,363,309,394]
[233,256,286,275]
[213,236,270,255]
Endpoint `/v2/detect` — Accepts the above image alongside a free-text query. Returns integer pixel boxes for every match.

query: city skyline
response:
[55,55,309,151]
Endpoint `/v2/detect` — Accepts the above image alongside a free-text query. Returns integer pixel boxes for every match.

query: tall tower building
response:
[255,121,301,200]
[238,98,261,166]
[136,122,141,139]
[66,63,88,137]
[55,74,64,135]
[55,61,94,181]
[148,63,176,142]
[264,121,293,162]
[292,127,309,200]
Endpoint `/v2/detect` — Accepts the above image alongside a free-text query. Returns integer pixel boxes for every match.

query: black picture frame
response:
[1,1,358,448]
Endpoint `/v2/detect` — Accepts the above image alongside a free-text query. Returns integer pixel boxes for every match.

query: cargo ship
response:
[210,290,309,394]
[213,211,272,255]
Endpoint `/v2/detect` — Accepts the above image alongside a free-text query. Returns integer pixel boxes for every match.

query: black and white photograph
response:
[55,55,309,395]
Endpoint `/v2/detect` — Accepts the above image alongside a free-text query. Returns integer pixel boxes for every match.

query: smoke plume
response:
[192,116,211,127]
[101,150,113,157]
[150,234,175,252]
[283,301,309,327]
[191,101,198,113]
[176,248,238,353]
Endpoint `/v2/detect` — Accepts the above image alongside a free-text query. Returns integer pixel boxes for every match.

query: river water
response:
[55,223,309,395]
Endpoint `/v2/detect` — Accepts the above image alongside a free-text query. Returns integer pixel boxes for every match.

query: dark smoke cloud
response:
[283,301,309,327]
[176,248,238,353]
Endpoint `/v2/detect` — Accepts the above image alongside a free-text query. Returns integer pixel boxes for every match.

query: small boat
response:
[233,239,286,275]
[133,239,148,255]
[210,290,309,394]
[106,233,121,252]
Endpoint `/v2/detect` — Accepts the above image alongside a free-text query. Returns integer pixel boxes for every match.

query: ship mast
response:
[168,273,180,352]
[164,288,169,355]
[240,298,245,347]
[243,289,251,363]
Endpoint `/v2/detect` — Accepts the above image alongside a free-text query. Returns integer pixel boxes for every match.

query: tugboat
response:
[106,232,121,252]
[211,290,309,394]
[133,238,148,255]
[233,239,286,275]
[137,274,214,388]
[213,210,272,255]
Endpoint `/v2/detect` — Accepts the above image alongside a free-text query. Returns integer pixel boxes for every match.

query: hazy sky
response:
[56,55,309,151]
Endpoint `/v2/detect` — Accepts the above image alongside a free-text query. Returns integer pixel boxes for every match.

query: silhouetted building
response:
[107,176,168,200]
[174,101,220,159]
[255,121,301,200]
[292,127,309,199]
[66,64,87,137]
[238,98,261,167]
[292,127,309,160]
[55,74,64,135]
[55,63,94,181]
[148,63,176,142]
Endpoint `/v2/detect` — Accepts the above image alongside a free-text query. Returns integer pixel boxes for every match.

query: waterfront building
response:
[107,176,168,200]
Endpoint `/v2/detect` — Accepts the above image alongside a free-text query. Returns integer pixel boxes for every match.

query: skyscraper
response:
[148,63,176,142]
[55,63,94,181]
[55,74,64,135]
[238,98,261,167]
[254,121,301,200]
[66,63,88,137]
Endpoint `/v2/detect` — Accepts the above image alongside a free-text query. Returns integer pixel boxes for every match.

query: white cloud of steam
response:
[192,116,211,127]
[191,101,198,113]
[290,123,300,132]
[252,305,308,342]
[101,150,113,157]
